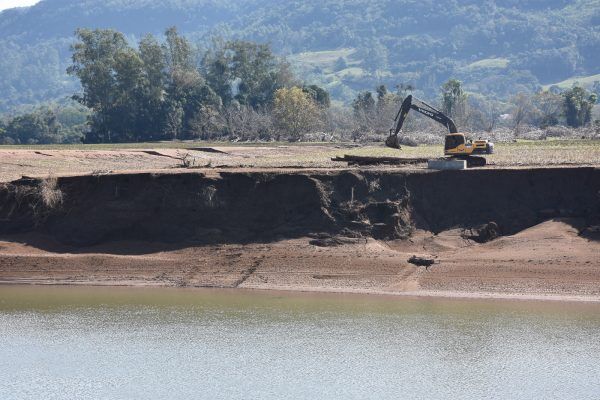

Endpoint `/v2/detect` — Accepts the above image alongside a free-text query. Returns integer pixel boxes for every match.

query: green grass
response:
[464,58,510,71]
[542,74,600,90]
[272,139,600,168]
[290,48,356,67]
[289,48,362,77]
[0,140,337,151]
[332,67,365,79]
[3,138,599,152]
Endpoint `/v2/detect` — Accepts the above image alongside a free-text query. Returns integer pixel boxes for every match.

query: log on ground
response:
[331,155,429,166]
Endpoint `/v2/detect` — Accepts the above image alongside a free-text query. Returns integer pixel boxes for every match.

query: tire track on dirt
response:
[233,256,265,287]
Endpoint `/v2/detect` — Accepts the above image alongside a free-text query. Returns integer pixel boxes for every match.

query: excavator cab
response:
[444,133,465,151]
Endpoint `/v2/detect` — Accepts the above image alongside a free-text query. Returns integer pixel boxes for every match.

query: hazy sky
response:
[0,0,40,12]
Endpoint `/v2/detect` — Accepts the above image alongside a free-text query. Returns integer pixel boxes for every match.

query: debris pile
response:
[331,155,428,166]
[462,221,500,243]
[408,255,436,269]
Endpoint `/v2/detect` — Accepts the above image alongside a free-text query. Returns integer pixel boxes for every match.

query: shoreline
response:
[2,281,600,304]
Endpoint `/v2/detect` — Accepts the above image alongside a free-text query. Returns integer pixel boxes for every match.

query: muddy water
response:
[1,286,599,400]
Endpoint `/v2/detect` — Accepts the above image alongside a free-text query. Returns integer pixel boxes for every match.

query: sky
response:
[0,0,40,12]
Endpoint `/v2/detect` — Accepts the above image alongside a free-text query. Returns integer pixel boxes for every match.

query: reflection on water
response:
[1,286,599,400]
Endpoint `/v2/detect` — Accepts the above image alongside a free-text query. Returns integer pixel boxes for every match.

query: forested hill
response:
[1,0,599,111]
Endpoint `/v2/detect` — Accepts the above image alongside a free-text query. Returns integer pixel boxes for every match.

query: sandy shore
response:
[2,219,598,302]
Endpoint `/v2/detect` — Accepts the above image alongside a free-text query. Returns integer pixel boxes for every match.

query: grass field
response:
[0,139,598,182]
[464,58,510,71]
[289,48,357,68]
[543,73,600,90]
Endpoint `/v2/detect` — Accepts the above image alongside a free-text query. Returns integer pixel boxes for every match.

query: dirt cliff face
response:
[0,168,598,246]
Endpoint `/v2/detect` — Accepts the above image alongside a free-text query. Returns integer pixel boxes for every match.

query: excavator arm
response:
[386,95,458,148]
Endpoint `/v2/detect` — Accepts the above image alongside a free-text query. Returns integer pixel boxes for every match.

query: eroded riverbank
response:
[0,167,599,301]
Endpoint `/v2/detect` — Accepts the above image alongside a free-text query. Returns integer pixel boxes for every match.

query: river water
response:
[1,286,599,400]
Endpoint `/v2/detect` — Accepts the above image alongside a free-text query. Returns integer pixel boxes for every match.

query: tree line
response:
[63,27,330,144]
[349,79,598,141]
[0,27,598,145]
[0,104,88,145]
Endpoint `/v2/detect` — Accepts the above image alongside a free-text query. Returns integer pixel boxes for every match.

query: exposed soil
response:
[0,167,599,301]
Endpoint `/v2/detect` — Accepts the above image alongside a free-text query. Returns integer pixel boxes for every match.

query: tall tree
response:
[67,28,133,142]
[441,79,468,124]
[510,93,535,135]
[163,26,195,74]
[533,91,563,127]
[351,90,377,133]
[138,34,167,139]
[563,86,597,128]
[204,46,233,106]
[352,91,375,117]
[161,27,220,139]
[204,40,289,108]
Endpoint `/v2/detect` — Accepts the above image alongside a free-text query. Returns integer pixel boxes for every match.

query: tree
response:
[180,83,222,139]
[203,40,233,106]
[188,104,224,140]
[563,86,598,127]
[67,28,132,142]
[203,40,288,108]
[0,120,6,143]
[352,91,376,116]
[163,26,195,74]
[111,47,146,142]
[302,85,330,108]
[361,40,388,72]
[441,79,468,124]
[138,34,167,140]
[163,99,184,139]
[273,87,321,141]
[5,109,61,144]
[352,91,376,132]
[533,91,563,127]
[350,87,401,135]
[221,103,274,141]
[161,27,212,139]
[375,86,401,133]
[376,85,388,104]
[510,93,536,135]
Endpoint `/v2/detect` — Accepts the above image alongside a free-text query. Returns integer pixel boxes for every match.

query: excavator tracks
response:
[462,156,486,168]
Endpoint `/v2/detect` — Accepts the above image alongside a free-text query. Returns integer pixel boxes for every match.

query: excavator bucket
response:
[385,95,413,149]
[385,134,401,149]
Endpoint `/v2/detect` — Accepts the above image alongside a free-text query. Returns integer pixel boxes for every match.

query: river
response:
[1,286,599,399]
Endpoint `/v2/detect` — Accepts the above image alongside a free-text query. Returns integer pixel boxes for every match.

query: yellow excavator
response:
[385,95,494,167]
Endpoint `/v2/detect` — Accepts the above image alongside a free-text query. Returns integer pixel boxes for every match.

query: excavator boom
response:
[390,95,457,136]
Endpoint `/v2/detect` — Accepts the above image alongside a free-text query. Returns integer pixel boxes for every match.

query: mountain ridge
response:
[1,0,598,111]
